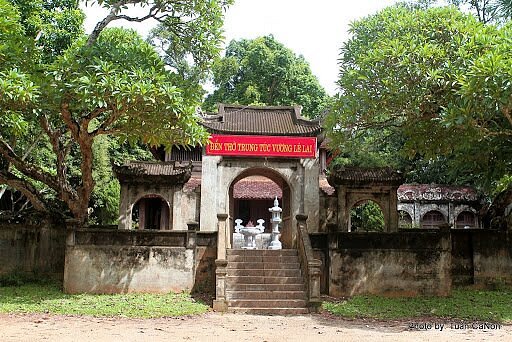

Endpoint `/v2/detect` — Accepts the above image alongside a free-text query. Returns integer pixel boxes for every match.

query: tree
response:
[0,0,231,224]
[148,0,232,101]
[327,5,512,193]
[408,0,512,23]
[491,0,512,21]
[204,35,331,118]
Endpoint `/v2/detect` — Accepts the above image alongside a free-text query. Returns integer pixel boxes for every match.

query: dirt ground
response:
[0,312,509,342]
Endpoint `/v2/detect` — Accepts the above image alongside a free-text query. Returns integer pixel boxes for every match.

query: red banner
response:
[206,135,317,158]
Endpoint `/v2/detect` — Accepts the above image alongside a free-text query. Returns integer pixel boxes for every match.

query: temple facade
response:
[58,103,512,309]
[115,104,326,244]
[115,104,482,235]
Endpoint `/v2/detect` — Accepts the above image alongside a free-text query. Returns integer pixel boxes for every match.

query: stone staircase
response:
[225,249,309,314]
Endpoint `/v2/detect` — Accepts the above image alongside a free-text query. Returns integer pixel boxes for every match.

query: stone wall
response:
[192,232,217,295]
[0,222,65,280]
[328,231,452,297]
[451,230,474,286]
[310,232,329,294]
[63,228,208,294]
[471,230,512,286]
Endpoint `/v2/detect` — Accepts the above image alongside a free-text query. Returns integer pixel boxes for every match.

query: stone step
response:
[224,248,307,315]
[227,307,309,315]
[227,283,306,292]
[227,262,300,269]
[227,249,298,256]
[227,268,301,277]
[227,255,299,263]
[227,276,304,285]
[226,290,307,300]
[228,299,307,308]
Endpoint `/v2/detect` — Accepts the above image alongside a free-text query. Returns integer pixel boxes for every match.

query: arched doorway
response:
[421,210,446,229]
[229,168,291,248]
[349,200,385,232]
[398,210,413,229]
[456,211,477,229]
[132,195,170,230]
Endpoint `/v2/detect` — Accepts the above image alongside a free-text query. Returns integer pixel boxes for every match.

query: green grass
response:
[323,287,512,323]
[0,283,209,318]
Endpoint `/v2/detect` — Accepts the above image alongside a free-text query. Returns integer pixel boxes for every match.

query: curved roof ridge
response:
[200,103,322,137]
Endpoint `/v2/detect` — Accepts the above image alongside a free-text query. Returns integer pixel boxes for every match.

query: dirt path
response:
[0,312,509,342]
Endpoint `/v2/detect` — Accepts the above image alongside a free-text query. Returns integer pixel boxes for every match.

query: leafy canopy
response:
[327,5,512,193]
[204,35,331,118]
[0,0,230,223]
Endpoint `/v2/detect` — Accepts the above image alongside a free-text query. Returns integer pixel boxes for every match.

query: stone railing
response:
[66,226,197,248]
[296,214,322,312]
[213,213,229,312]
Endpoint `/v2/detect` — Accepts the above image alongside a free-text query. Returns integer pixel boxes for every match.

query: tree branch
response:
[0,139,61,193]
[60,101,80,141]
[502,106,512,128]
[90,105,125,136]
[0,171,48,212]
[39,116,75,199]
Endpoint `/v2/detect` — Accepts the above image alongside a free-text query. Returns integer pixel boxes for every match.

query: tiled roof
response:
[233,176,283,199]
[398,184,479,202]
[113,161,191,185]
[201,104,322,136]
[328,166,404,186]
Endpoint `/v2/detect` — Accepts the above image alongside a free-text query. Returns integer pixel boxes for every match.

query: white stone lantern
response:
[268,197,282,250]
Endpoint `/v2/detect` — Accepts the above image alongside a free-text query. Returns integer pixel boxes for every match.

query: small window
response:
[421,210,446,229]
[456,211,476,229]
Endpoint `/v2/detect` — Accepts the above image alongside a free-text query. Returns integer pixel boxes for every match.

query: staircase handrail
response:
[295,214,322,311]
[213,213,229,312]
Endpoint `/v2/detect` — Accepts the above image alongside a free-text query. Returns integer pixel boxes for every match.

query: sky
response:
[83,1,399,95]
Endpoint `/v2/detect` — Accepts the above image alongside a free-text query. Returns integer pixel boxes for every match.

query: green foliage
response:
[149,0,233,100]
[9,0,85,63]
[350,201,385,232]
[408,0,512,23]
[328,5,512,193]
[0,283,209,317]
[204,35,332,118]
[0,0,229,223]
[49,27,209,147]
[90,136,151,225]
[323,287,512,322]
[491,0,512,21]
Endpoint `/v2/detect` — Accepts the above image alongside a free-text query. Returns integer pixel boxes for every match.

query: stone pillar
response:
[213,259,228,312]
[337,187,348,232]
[118,183,130,229]
[438,224,452,296]
[303,158,320,232]
[200,156,222,232]
[213,213,229,312]
[216,213,228,260]
[172,188,182,230]
[65,219,80,246]
[413,202,421,228]
[138,198,146,230]
[388,187,399,232]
